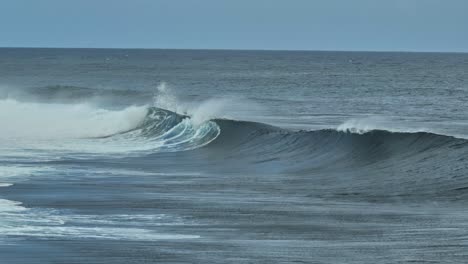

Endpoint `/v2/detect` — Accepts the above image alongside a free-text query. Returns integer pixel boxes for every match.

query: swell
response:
[110,109,468,201]
[3,101,468,201]
[201,118,468,201]
[111,106,468,172]
[209,118,468,161]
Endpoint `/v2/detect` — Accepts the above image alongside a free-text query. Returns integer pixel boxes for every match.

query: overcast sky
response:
[1,0,467,52]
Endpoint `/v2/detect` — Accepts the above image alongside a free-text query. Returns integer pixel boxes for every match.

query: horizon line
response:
[0,46,467,54]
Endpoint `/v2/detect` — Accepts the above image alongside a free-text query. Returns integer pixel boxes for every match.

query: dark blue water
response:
[1,48,468,263]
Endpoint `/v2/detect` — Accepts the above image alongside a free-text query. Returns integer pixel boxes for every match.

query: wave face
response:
[201,119,468,200]
[210,119,467,164]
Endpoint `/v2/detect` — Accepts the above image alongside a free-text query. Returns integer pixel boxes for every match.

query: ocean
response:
[1,48,468,263]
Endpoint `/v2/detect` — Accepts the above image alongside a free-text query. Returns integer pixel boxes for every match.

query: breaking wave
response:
[1,95,467,163]
[0,99,220,156]
[1,87,468,201]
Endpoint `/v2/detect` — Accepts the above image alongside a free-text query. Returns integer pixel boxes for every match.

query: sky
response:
[0,0,467,52]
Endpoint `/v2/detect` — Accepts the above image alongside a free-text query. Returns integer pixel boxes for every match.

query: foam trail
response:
[0,199,199,241]
[0,199,27,212]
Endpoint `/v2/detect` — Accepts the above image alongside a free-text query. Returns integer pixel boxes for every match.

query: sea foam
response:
[0,98,148,139]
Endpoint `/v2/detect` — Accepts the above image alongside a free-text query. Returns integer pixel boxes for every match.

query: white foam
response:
[0,199,27,212]
[0,200,199,241]
[0,98,148,139]
[0,96,219,158]
[337,116,428,134]
[1,226,200,240]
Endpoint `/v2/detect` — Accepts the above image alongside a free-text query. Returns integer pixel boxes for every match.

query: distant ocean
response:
[1,48,468,263]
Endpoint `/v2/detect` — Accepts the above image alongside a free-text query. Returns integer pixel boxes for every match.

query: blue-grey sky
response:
[1,0,467,52]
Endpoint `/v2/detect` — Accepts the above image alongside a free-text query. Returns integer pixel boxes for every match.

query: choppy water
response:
[1,48,468,263]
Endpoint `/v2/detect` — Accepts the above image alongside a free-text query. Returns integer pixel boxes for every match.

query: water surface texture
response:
[1,48,468,263]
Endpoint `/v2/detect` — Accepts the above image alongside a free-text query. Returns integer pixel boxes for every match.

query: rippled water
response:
[1,48,468,263]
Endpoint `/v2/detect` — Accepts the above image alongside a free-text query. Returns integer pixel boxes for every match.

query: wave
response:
[208,117,468,162]
[2,96,466,160]
[1,95,468,200]
[106,107,220,153]
[0,99,219,156]
[199,119,468,200]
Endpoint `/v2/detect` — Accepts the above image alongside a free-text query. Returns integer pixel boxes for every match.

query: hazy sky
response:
[1,0,467,52]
